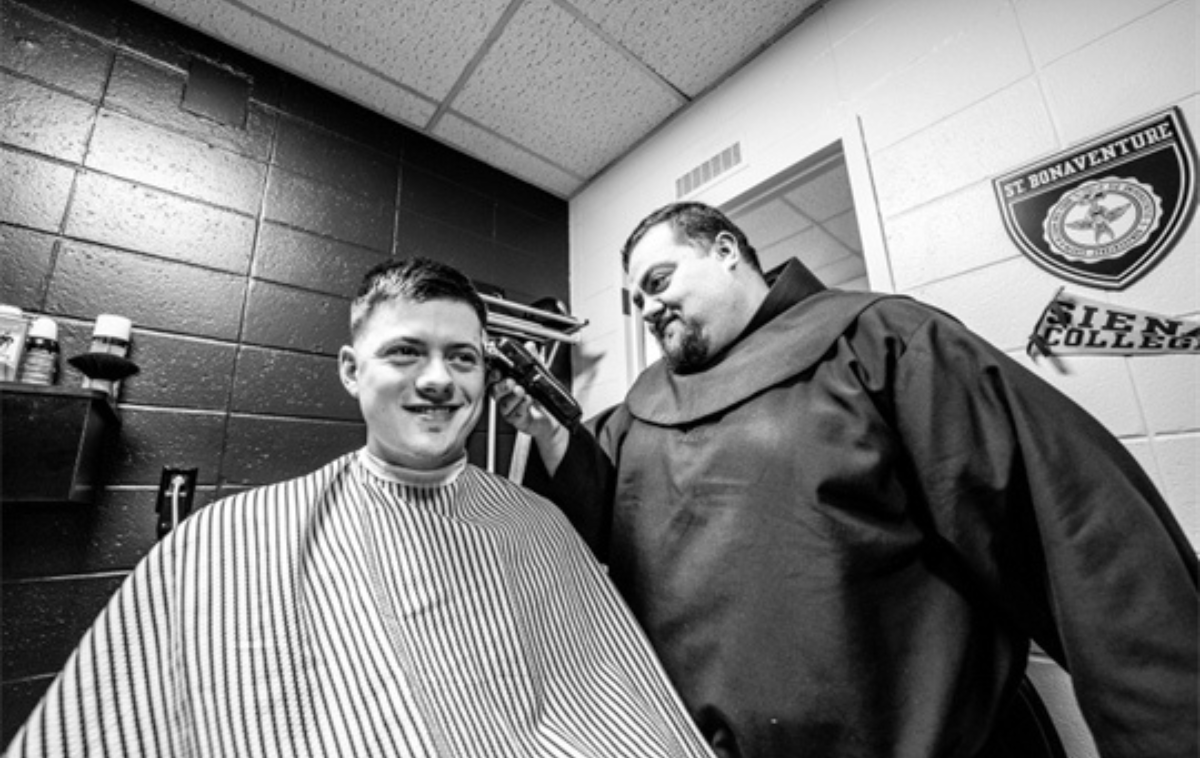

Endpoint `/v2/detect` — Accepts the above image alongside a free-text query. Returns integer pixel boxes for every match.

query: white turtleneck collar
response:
[358,448,467,488]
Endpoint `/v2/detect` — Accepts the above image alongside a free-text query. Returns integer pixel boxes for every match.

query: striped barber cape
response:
[6,451,714,758]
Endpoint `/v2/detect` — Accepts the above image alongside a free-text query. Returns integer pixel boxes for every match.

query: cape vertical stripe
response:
[5,453,712,758]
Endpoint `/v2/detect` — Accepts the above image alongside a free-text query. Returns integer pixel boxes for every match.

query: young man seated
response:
[5,257,712,758]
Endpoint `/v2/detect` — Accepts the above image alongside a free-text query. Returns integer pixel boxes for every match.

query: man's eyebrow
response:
[378,336,481,351]
[372,338,483,362]
[374,335,421,353]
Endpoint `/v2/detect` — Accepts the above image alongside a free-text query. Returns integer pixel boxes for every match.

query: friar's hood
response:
[627,259,890,425]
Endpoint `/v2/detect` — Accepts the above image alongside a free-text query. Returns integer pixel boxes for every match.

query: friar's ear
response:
[713,231,741,269]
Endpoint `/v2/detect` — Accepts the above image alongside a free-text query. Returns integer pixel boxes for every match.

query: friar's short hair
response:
[619,202,761,274]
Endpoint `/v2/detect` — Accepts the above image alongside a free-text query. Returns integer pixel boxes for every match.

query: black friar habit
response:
[529,259,1198,758]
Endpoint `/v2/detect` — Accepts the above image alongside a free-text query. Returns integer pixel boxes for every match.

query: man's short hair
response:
[350,257,488,340]
[619,202,761,274]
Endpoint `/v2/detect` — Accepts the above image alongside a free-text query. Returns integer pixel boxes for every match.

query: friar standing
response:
[493,202,1198,758]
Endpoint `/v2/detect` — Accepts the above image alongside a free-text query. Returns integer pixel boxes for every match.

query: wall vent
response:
[675,142,743,198]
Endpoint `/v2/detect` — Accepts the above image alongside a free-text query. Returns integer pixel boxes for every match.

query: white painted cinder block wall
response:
[566,1,1198,756]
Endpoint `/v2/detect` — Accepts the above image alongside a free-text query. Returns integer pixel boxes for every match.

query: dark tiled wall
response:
[0,0,567,742]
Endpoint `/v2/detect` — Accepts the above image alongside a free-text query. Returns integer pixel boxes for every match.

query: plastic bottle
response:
[17,316,60,386]
[82,314,133,398]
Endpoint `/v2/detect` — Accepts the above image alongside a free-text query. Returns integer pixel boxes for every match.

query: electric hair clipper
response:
[486,337,582,429]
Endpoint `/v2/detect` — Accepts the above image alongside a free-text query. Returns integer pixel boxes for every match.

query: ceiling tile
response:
[237,0,512,99]
[824,209,863,252]
[783,161,853,221]
[812,253,865,287]
[756,238,798,274]
[792,224,853,270]
[567,0,823,97]
[433,112,582,197]
[125,0,833,199]
[131,0,439,125]
[732,198,812,249]
[450,0,680,177]
[759,224,851,274]
[301,54,438,129]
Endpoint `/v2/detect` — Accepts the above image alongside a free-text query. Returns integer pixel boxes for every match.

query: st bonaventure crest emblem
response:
[993,108,1195,290]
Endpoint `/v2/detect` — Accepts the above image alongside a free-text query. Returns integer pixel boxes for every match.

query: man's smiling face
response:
[339,296,485,470]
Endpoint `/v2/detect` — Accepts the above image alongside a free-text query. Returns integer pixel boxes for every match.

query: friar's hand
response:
[488,369,562,441]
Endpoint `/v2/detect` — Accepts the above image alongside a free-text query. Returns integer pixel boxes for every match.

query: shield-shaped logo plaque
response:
[993,108,1196,290]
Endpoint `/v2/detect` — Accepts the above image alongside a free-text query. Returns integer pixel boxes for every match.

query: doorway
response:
[723,141,868,290]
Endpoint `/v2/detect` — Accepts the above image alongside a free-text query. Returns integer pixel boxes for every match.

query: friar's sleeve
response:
[860,303,1198,758]
[524,406,626,559]
[4,532,197,758]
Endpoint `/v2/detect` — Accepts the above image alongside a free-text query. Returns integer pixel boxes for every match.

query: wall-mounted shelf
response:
[481,294,587,344]
[1,382,120,504]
